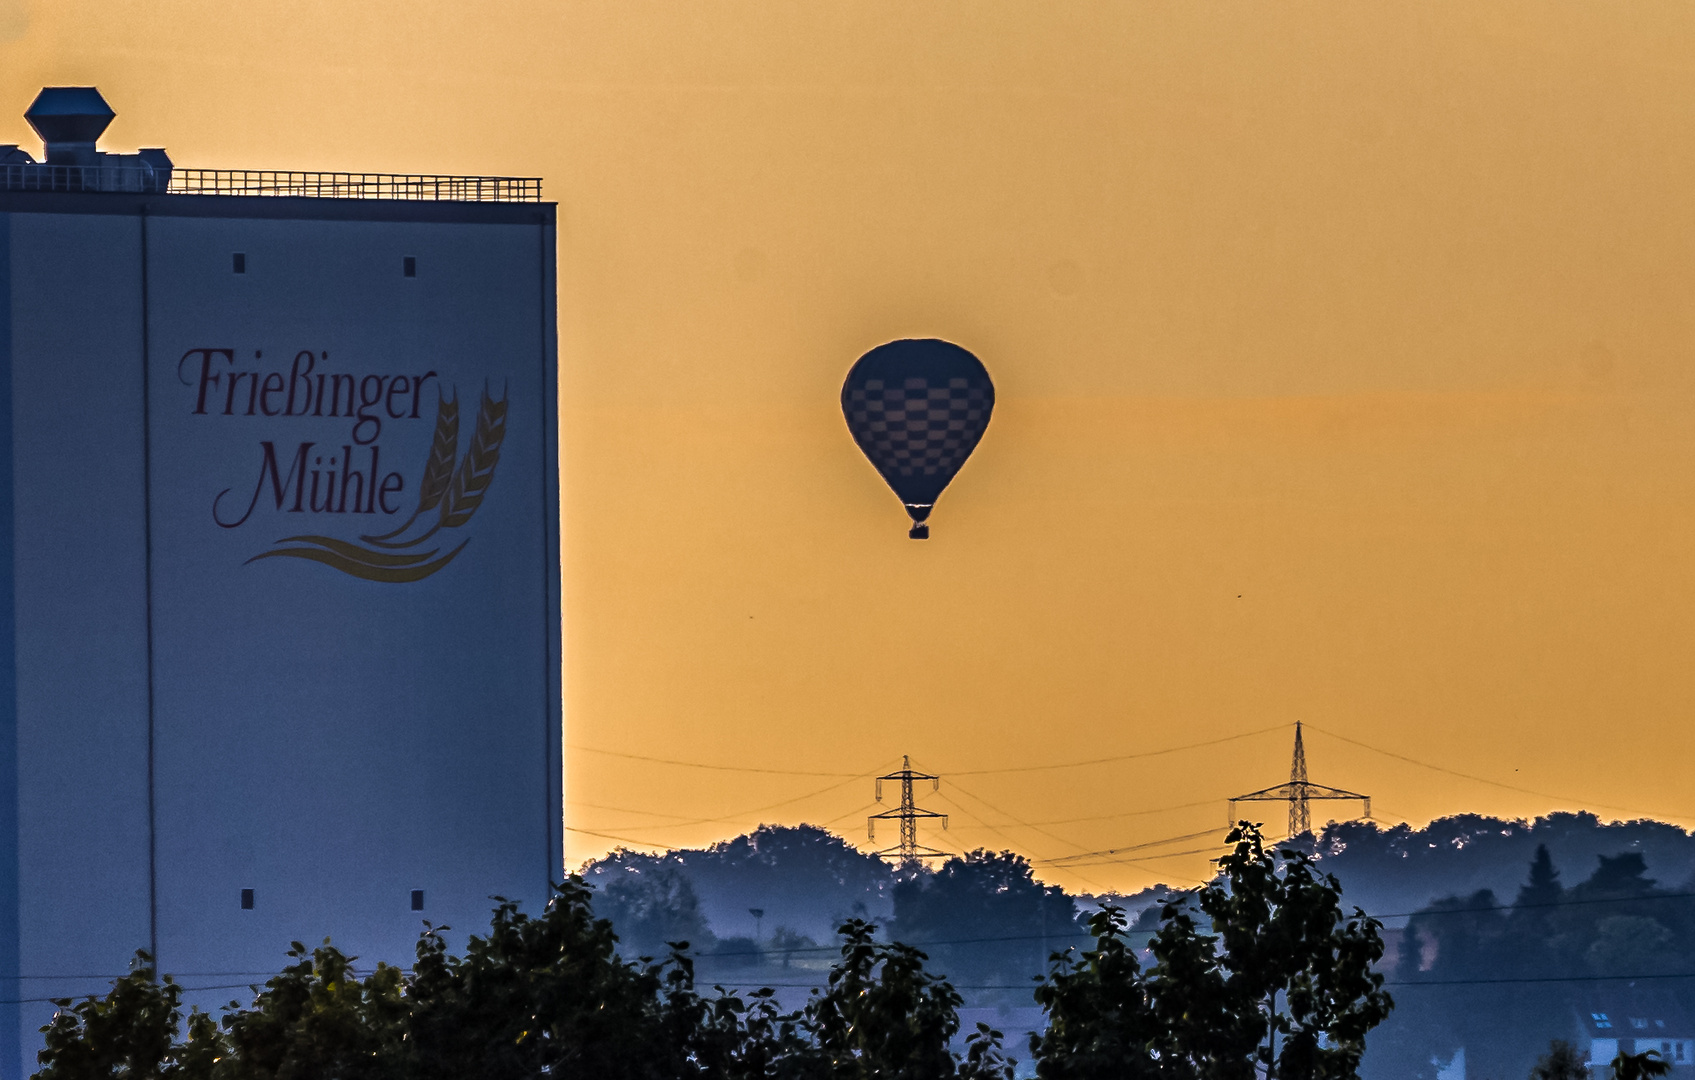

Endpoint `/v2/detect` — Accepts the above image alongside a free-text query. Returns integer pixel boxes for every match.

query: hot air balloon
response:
[841,339,995,539]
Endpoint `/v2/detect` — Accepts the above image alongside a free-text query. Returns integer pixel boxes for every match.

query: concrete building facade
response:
[0,89,561,1076]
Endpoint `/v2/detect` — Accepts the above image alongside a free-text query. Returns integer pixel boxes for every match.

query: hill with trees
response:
[33,824,1394,1079]
[584,811,1695,1078]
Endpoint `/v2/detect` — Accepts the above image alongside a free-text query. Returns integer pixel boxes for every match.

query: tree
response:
[36,839,1400,1080]
[651,949,810,1080]
[1030,821,1392,1080]
[402,882,680,1080]
[1531,1039,1590,1080]
[1372,839,1695,1080]
[36,953,196,1080]
[790,919,1013,1080]
[1586,916,1675,976]
[585,825,897,948]
[892,850,1086,993]
[1517,845,1564,909]
[1610,1050,1671,1080]
[767,926,820,969]
[592,861,717,960]
[1575,854,1656,902]
[214,940,407,1080]
[31,881,1012,1080]
[1027,905,1163,1080]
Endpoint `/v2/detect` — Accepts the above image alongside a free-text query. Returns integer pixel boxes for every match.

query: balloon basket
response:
[908,523,929,540]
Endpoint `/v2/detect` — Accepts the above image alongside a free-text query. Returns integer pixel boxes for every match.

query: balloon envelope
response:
[841,339,994,538]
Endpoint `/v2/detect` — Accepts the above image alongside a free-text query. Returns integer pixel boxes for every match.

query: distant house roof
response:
[1577,990,1694,1039]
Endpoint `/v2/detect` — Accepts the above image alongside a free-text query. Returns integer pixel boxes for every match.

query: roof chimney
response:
[25,87,115,166]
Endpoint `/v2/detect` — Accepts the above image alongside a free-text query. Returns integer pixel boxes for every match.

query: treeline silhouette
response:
[1370,842,1695,1080]
[35,825,1390,1079]
[587,812,1695,1078]
[1306,812,1695,923]
[589,830,1082,997]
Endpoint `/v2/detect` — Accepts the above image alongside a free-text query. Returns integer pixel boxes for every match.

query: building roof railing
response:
[171,170,542,201]
[1,164,542,202]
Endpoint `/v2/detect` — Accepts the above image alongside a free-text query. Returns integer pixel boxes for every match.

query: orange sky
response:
[8,1,1695,893]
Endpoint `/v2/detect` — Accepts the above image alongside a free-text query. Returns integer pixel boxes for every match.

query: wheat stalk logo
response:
[363,392,459,545]
[248,385,508,582]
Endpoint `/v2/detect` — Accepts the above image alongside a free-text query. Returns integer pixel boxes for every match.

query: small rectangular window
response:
[240,888,254,910]
[403,256,416,278]
[411,889,424,911]
[233,253,246,274]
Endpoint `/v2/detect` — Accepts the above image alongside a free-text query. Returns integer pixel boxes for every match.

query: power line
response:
[568,800,709,822]
[947,725,1286,775]
[685,890,1695,960]
[1303,724,1695,821]
[575,725,1692,836]
[919,786,1121,891]
[926,793,1068,873]
[1375,887,1695,923]
[947,798,1222,829]
[572,727,1286,781]
[570,785,1218,882]
[1028,828,1290,872]
[571,777,1212,880]
[572,728,1695,907]
[714,772,885,822]
[569,746,862,777]
[940,777,1089,858]
[1049,841,1286,870]
[818,801,884,829]
[11,971,310,980]
[32,890,1695,988]
[37,969,1695,1008]
[565,825,678,850]
[3,982,265,1007]
[1366,807,1416,826]
[932,781,1120,891]
[568,770,885,846]
[685,972,1695,992]
[1035,828,1227,866]
[1384,971,1695,988]
[687,882,1695,961]
[1020,800,1224,827]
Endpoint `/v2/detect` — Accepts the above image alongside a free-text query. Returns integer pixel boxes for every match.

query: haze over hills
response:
[582,811,1695,946]
[582,812,1695,1078]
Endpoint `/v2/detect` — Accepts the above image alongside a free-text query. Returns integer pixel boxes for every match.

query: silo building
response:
[0,87,561,1076]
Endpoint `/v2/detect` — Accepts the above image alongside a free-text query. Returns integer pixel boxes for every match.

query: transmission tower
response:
[868,756,950,868]
[1229,722,1369,838]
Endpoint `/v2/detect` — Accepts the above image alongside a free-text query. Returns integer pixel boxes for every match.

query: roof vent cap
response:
[25,87,115,165]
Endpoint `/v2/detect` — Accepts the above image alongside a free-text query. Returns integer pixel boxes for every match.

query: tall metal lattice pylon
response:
[1289,722,1312,834]
[868,756,950,868]
[1229,722,1370,838]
